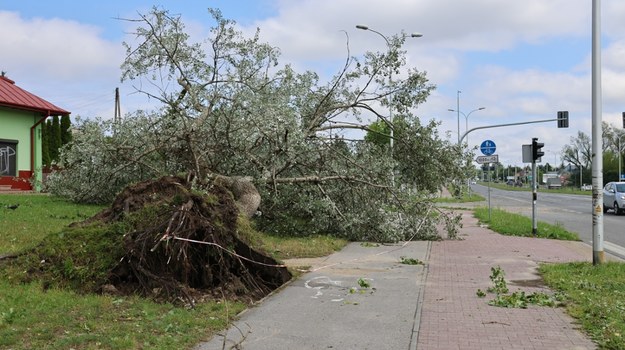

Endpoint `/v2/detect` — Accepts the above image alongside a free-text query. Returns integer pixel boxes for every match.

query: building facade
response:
[0,74,70,191]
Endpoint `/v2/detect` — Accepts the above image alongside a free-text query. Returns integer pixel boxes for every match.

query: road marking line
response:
[604,241,625,258]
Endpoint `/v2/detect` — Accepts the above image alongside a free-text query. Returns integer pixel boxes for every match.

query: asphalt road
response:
[470,183,625,259]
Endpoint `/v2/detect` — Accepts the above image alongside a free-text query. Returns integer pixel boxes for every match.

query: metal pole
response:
[459,117,562,146]
[465,113,469,146]
[457,91,461,144]
[389,57,395,187]
[619,136,622,181]
[532,160,537,236]
[488,164,492,221]
[591,0,604,264]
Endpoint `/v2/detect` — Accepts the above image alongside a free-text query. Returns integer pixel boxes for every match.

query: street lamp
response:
[448,106,485,147]
[618,134,625,181]
[546,150,559,171]
[356,24,422,185]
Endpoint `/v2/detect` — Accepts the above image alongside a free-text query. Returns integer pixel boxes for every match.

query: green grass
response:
[0,280,246,349]
[473,206,579,241]
[479,181,592,196]
[540,262,625,349]
[0,194,104,255]
[434,192,484,203]
[0,193,347,349]
[256,234,348,259]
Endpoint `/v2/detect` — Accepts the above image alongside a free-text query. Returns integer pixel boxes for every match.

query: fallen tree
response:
[46,7,467,242]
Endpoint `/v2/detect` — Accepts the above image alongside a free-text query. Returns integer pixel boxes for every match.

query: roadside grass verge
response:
[540,262,625,349]
[0,194,346,349]
[478,181,591,196]
[473,206,579,241]
[434,192,484,203]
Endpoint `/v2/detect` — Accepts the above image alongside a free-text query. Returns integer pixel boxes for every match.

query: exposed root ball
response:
[86,175,291,304]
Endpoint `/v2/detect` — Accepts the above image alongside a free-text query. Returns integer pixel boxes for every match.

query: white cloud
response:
[0,11,122,81]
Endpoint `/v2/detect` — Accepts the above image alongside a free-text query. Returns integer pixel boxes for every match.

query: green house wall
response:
[0,107,45,191]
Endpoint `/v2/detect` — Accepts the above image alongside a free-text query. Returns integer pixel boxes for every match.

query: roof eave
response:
[0,102,70,116]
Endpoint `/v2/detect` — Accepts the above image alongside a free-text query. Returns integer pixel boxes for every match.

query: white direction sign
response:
[476,154,499,164]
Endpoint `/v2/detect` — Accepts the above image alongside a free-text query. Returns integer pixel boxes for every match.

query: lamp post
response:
[356,24,422,186]
[448,102,485,197]
[448,106,486,147]
[618,134,625,181]
[546,150,558,172]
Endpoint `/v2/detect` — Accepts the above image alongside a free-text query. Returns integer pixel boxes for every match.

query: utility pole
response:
[456,90,461,144]
[114,87,121,123]
[591,0,604,265]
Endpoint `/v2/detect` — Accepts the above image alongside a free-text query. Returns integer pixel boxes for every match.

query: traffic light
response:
[557,111,569,128]
[532,138,544,161]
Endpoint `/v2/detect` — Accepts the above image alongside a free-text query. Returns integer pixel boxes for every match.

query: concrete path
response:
[194,241,430,350]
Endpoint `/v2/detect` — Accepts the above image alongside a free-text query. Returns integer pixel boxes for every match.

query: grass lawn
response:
[0,194,104,255]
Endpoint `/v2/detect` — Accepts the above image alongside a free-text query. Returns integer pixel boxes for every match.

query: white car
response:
[603,182,625,215]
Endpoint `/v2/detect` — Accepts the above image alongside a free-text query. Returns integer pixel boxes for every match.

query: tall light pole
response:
[591,0,604,265]
[618,134,625,181]
[448,106,486,147]
[546,150,558,171]
[456,91,461,144]
[356,24,422,186]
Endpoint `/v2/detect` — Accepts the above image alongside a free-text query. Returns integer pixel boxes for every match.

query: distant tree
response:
[49,116,62,162]
[364,119,391,147]
[562,131,592,171]
[61,115,72,145]
[41,118,50,167]
[45,119,56,163]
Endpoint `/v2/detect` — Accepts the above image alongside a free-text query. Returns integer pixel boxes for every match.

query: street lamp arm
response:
[458,117,559,146]
[466,107,486,118]
[356,25,390,45]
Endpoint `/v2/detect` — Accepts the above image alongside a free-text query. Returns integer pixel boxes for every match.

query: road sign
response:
[480,140,496,156]
[476,154,499,164]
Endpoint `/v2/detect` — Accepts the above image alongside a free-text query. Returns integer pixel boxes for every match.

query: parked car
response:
[603,182,625,215]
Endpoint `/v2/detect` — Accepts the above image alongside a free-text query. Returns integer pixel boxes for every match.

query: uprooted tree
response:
[3,175,291,305]
[46,7,469,242]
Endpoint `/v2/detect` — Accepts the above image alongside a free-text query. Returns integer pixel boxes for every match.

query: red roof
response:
[0,75,70,116]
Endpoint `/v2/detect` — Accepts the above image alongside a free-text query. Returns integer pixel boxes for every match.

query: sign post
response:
[478,140,497,222]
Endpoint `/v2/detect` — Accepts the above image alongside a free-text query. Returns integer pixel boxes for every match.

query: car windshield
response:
[616,184,625,192]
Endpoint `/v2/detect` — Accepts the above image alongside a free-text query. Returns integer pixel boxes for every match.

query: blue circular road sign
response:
[480,140,496,156]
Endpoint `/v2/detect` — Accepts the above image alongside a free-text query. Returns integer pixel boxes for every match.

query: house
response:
[0,74,70,191]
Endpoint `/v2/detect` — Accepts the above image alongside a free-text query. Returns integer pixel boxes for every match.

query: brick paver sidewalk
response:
[416,210,596,350]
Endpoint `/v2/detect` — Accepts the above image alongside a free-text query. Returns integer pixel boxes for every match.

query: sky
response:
[2,0,625,169]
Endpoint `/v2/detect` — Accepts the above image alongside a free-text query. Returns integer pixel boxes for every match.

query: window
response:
[0,140,17,176]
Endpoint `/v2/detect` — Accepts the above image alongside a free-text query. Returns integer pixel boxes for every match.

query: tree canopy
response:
[47,7,466,241]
